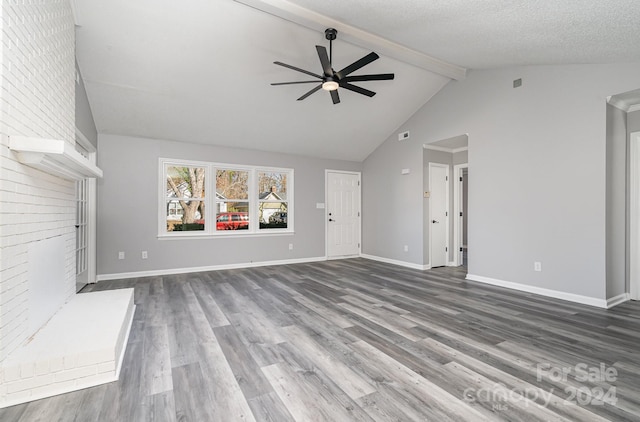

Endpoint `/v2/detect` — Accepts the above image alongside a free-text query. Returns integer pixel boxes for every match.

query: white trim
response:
[453,163,468,266]
[97,256,326,282]
[606,293,631,308]
[232,0,466,80]
[607,94,640,113]
[325,169,362,259]
[428,162,450,267]
[360,254,430,271]
[631,132,640,301]
[423,144,468,154]
[466,274,608,308]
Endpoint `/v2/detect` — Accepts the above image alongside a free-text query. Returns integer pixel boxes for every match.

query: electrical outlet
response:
[534,261,542,272]
[142,251,148,259]
[289,243,293,250]
[404,245,409,252]
[118,251,125,260]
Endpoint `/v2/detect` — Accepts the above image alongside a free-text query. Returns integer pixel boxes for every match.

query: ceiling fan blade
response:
[343,73,394,82]
[297,84,322,101]
[271,80,323,86]
[336,52,379,78]
[330,89,340,104]
[316,45,333,76]
[274,61,323,79]
[339,82,376,97]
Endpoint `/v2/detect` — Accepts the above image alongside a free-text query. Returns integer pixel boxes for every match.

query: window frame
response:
[159,158,294,238]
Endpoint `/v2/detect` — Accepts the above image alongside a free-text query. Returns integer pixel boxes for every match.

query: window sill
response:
[158,231,295,240]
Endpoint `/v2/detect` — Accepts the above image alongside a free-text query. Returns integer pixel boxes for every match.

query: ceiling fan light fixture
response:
[322,80,339,91]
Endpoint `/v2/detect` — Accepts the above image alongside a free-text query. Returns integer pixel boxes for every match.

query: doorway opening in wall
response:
[454,164,468,268]
[424,134,468,270]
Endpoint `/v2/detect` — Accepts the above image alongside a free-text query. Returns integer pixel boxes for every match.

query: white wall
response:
[75,61,97,147]
[0,0,77,361]
[96,134,361,278]
[363,63,640,302]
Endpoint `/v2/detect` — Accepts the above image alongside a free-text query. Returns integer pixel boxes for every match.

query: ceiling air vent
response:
[398,131,410,141]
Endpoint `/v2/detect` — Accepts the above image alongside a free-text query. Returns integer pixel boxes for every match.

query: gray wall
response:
[75,61,97,147]
[605,104,627,299]
[97,134,360,276]
[363,63,640,300]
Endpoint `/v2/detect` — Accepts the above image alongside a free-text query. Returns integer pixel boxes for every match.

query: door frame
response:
[428,162,450,268]
[325,170,362,259]
[453,163,468,266]
[75,128,98,286]
[630,132,640,300]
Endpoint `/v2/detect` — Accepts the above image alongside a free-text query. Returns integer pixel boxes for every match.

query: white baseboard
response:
[360,254,430,270]
[97,256,326,281]
[466,274,608,308]
[606,293,631,308]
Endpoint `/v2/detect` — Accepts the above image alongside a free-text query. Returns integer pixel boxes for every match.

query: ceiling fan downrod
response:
[325,28,337,66]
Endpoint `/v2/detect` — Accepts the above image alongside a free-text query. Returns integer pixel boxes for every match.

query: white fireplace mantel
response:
[8,135,103,180]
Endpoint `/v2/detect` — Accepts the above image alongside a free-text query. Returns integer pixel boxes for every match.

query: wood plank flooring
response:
[2,258,639,421]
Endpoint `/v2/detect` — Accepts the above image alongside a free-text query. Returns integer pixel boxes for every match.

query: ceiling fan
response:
[271,28,395,104]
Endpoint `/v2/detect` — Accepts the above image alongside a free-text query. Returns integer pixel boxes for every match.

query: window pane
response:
[166,200,205,232]
[258,172,287,200]
[166,166,206,199]
[259,202,288,229]
[216,202,249,231]
[216,170,248,200]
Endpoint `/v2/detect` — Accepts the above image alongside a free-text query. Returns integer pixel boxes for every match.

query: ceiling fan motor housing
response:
[325,28,337,41]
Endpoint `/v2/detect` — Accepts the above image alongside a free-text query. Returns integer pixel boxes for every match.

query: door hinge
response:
[460,212,463,217]
[446,176,448,181]
[445,211,448,217]
[460,247,463,252]
[358,211,360,217]
[358,243,360,248]
[460,177,463,182]
[358,180,360,186]
[445,247,448,252]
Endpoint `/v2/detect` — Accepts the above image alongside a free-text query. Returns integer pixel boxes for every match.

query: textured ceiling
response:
[74,0,640,162]
[284,0,640,69]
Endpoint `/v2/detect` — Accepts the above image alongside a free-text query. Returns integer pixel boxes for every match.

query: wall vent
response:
[398,131,410,141]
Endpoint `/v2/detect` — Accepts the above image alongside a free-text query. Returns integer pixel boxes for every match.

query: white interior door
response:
[327,171,361,258]
[429,163,449,267]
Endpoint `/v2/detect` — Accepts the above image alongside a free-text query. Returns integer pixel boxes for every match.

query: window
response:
[258,171,288,229]
[160,159,293,237]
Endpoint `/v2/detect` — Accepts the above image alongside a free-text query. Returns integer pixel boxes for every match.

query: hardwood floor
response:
[2,258,639,421]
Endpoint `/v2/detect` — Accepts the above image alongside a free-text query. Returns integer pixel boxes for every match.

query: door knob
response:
[432,220,439,223]
[329,218,334,222]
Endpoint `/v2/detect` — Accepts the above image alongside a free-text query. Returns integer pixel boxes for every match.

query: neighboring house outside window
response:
[159,158,293,237]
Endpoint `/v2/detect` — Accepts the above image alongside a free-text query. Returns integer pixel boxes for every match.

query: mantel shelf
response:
[8,136,103,180]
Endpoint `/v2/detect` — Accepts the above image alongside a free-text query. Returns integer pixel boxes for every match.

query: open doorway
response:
[423,134,468,268]
[454,165,468,267]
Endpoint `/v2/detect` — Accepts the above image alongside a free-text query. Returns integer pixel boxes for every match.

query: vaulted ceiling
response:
[74,0,640,161]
